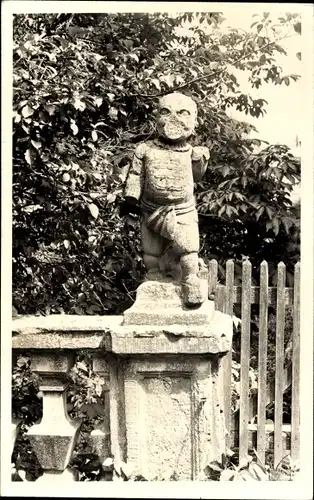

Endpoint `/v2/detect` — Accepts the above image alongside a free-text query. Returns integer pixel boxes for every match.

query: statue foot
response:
[181,275,206,307]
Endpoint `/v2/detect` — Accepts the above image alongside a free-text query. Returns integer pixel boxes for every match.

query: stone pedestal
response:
[110,279,232,481]
[26,353,80,481]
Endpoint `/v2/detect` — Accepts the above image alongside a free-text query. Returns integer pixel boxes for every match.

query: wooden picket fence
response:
[208,259,300,468]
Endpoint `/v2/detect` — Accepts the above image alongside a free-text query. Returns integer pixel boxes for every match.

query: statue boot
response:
[181,274,205,306]
[180,252,206,307]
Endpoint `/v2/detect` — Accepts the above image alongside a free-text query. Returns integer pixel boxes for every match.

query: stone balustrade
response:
[12,281,233,482]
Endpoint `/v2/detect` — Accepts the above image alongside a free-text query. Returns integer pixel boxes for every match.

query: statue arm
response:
[124,144,146,203]
[192,146,210,182]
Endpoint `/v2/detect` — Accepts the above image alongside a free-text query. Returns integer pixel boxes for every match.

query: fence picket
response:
[223,260,234,448]
[274,262,286,468]
[291,262,300,462]
[257,261,269,466]
[208,259,218,296]
[215,285,293,306]
[239,259,252,464]
[208,259,300,464]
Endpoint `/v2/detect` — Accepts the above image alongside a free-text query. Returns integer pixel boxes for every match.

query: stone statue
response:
[124,92,210,307]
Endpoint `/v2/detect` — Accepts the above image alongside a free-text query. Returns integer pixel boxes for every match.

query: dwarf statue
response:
[124,92,210,306]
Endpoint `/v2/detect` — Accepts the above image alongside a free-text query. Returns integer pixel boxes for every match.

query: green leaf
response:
[94,97,103,107]
[226,205,233,217]
[31,140,41,150]
[222,166,230,177]
[282,217,292,234]
[107,93,115,102]
[62,173,71,183]
[129,53,139,63]
[21,105,34,118]
[24,149,32,165]
[70,120,78,135]
[13,112,21,123]
[73,97,86,111]
[272,217,280,235]
[108,107,118,120]
[255,206,264,220]
[88,203,99,219]
[107,193,116,203]
[218,206,225,217]
[150,79,161,91]
[265,206,274,220]
[44,104,56,116]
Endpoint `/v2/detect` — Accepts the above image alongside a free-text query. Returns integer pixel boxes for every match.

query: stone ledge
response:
[12,314,123,332]
[12,315,123,350]
[12,312,232,355]
[108,334,231,355]
[119,310,230,338]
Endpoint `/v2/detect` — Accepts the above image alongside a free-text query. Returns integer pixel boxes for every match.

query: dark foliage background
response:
[13,12,300,316]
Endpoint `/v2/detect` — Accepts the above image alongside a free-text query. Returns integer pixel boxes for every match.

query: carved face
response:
[156,93,197,142]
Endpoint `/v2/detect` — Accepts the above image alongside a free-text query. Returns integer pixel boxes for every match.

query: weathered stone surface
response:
[109,360,127,463]
[109,325,231,356]
[13,306,233,482]
[91,353,110,374]
[28,433,77,471]
[123,279,213,326]
[123,356,226,480]
[12,314,122,333]
[31,353,72,373]
[26,352,80,474]
[142,375,192,479]
[124,92,210,306]
[12,315,123,350]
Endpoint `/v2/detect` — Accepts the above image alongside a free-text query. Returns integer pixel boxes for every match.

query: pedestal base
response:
[123,278,212,326]
[110,278,233,480]
[123,355,226,480]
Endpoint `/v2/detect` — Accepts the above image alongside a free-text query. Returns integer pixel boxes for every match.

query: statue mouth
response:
[161,123,191,141]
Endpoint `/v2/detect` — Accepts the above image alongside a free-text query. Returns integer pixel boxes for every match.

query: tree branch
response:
[130,32,299,100]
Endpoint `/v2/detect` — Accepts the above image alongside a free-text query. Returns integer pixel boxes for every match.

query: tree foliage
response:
[13,12,301,315]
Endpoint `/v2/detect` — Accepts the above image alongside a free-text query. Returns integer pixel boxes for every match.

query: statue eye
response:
[159,108,171,116]
[177,109,190,116]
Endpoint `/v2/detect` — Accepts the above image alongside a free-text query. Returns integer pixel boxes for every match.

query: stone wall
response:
[12,289,232,482]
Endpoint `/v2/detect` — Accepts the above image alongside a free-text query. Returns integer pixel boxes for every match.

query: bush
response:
[13,12,300,316]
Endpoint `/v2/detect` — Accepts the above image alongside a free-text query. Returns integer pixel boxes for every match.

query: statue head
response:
[156,93,197,142]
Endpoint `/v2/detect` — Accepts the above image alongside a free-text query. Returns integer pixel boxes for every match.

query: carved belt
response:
[141,198,195,215]
[141,198,195,240]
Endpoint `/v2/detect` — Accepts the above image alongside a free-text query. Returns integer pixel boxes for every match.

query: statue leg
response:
[180,252,199,279]
[141,215,165,279]
[173,211,206,306]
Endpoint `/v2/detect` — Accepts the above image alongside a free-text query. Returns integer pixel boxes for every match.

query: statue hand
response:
[192,146,210,162]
